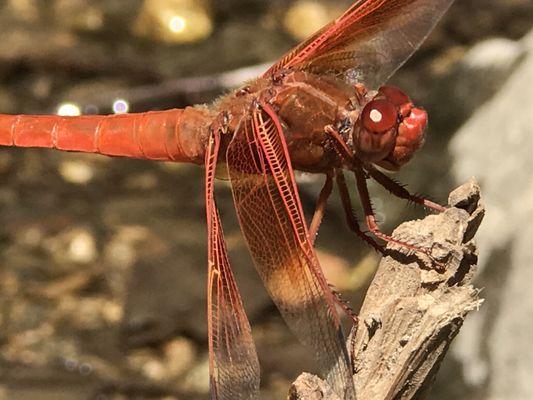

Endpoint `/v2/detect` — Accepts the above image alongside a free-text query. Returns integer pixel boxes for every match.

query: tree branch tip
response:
[290,180,485,399]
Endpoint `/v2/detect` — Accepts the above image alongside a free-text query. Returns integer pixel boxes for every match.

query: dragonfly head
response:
[352,85,428,171]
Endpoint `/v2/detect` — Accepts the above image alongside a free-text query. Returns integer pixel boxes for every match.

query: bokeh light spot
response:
[57,103,81,116]
[169,15,187,33]
[112,99,130,114]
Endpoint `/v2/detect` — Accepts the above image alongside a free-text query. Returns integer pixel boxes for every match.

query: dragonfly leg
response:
[308,170,361,329]
[367,165,446,212]
[348,323,360,374]
[308,171,334,246]
[324,124,354,162]
[336,170,385,255]
[353,167,444,269]
[328,281,359,327]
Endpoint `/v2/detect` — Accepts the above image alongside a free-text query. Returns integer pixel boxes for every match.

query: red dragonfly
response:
[0,1,454,398]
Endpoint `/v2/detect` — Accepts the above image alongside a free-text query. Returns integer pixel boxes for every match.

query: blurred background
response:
[0,0,532,399]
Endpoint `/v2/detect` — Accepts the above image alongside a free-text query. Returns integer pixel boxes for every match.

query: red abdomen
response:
[0,107,212,164]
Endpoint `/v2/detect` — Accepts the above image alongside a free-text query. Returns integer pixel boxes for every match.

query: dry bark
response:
[289,179,484,400]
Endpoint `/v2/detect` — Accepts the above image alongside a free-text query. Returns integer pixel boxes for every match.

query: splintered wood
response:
[290,179,484,400]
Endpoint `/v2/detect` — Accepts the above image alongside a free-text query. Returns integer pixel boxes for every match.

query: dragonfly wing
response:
[206,133,260,400]
[267,0,454,88]
[227,103,355,399]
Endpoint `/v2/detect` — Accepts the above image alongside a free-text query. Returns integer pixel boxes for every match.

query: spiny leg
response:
[324,125,384,254]
[325,125,354,161]
[306,170,358,327]
[367,165,445,212]
[353,166,439,260]
[308,171,334,246]
[320,277,359,329]
[336,170,384,255]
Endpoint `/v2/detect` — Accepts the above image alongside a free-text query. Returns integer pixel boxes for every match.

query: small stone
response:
[133,0,213,44]
[67,229,97,264]
[164,338,197,378]
[6,0,40,22]
[101,301,124,324]
[181,357,210,394]
[143,359,167,381]
[53,0,104,32]
[284,1,341,41]
[59,160,95,184]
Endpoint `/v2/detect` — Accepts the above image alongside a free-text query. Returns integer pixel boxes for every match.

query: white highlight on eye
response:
[57,103,81,116]
[369,109,383,123]
[112,99,129,114]
[169,15,187,33]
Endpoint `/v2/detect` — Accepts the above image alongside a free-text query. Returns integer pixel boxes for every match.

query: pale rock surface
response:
[450,29,533,399]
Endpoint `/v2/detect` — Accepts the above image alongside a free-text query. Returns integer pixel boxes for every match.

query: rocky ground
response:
[0,0,531,399]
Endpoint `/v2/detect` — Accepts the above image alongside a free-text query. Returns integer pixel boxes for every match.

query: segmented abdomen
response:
[0,107,212,164]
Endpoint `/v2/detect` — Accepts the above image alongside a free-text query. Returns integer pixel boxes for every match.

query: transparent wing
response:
[227,103,355,399]
[266,0,454,88]
[205,133,260,400]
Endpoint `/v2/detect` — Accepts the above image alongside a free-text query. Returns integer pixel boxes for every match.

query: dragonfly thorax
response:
[262,71,427,173]
[266,71,356,172]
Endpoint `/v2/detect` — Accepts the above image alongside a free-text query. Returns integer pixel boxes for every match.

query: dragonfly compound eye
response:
[354,99,399,163]
[377,107,428,171]
[361,99,397,133]
[377,85,410,105]
[377,85,414,118]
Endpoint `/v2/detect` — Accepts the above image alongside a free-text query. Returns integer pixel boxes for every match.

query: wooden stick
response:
[289,178,484,400]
